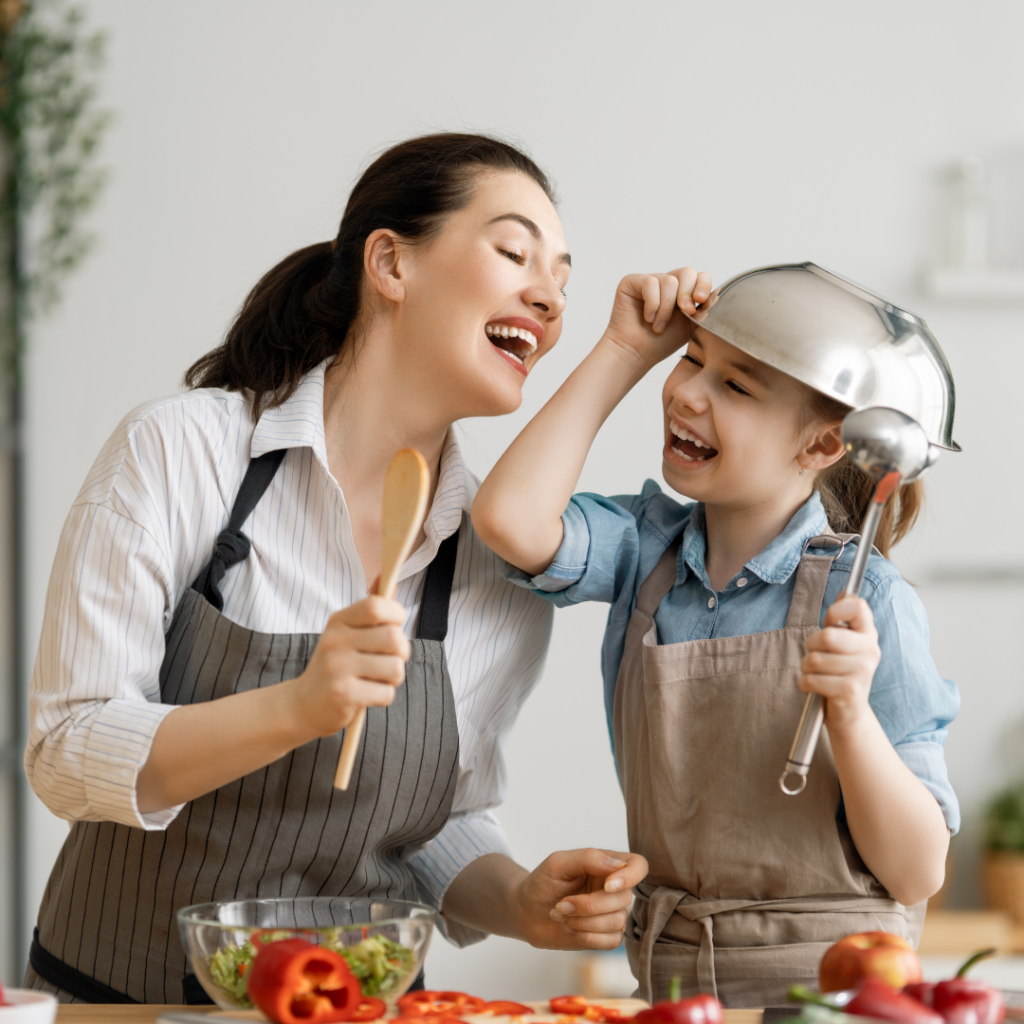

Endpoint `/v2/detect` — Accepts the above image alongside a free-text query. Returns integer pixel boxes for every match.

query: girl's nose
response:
[670,375,710,415]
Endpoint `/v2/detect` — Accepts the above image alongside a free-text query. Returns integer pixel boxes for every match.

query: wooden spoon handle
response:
[334,448,430,790]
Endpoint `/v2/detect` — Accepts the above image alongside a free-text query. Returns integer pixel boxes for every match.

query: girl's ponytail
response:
[805,389,924,559]
[185,132,554,420]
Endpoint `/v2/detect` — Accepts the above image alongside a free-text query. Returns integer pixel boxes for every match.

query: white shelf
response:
[923,266,1024,301]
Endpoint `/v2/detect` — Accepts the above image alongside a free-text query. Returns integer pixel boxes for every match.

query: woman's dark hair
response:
[803,386,923,559]
[184,132,555,419]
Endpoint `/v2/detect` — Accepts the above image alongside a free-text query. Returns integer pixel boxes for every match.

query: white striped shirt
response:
[25,359,554,944]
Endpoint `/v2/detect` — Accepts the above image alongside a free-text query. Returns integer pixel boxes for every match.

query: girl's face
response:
[661,328,838,510]
[393,170,570,420]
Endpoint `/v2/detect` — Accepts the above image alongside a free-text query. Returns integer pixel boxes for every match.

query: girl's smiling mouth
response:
[668,420,719,462]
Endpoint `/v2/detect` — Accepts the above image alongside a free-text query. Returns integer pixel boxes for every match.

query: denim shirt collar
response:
[677,491,831,588]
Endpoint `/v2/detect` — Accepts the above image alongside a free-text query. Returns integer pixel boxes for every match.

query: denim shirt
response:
[506,481,960,833]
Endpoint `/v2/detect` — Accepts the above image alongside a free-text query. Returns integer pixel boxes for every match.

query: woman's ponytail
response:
[184,132,555,420]
[804,388,924,559]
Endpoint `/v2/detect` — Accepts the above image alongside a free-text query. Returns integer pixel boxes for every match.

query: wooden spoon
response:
[334,447,431,790]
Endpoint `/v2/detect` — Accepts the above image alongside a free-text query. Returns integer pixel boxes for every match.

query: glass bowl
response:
[177,896,435,1013]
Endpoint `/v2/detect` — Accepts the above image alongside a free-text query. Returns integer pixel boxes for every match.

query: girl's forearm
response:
[473,337,649,575]
[829,711,949,906]
[136,681,310,813]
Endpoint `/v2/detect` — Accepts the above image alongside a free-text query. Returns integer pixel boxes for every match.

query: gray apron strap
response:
[190,448,288,611]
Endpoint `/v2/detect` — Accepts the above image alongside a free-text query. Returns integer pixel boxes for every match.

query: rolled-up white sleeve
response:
[407,808,513,947]
[25,500,184,829]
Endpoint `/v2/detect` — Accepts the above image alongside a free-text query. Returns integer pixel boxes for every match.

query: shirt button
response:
[736,578,748,588]
[708,596,716,608]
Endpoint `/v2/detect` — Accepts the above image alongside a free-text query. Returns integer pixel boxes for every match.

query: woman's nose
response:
[525,275,566,320]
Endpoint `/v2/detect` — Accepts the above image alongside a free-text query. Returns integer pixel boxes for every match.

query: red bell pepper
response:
[247,937,363,1024]
[399,991,488,1017]
[352,997,388,1021]
[480,1002,535,1016]
[911,949,1006,1024]
[0,978,6,1006]
[791,981,942,1024]
[632,979,723,1024]
[551,997,590,1016]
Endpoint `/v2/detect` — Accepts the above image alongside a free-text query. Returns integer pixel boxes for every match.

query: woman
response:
[24,133,659,1004]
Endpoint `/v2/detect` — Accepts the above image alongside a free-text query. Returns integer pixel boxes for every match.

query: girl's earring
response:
[798,465,807,477]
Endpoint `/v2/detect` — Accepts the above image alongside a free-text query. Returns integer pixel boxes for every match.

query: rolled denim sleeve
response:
[503,485,657,607]
[863,569,961,833]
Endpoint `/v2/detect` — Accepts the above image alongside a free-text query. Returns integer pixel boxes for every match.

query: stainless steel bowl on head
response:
[686,262,960,461]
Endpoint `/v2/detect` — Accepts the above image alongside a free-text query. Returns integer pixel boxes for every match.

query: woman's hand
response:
[289,595,411,740]
[602,268,713,371]
[514,848,648,951]
[799,596,881,735]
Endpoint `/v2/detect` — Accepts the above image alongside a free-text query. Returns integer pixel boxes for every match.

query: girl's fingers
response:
[653,275,680,332]
[553,907,628,933]
[693,270,713,304]
[640,275,663,324]
[348,679,402,708]
[672,267,699,314]
[824,596,875,632]
[804,627,871,656]
[555,886,633,919]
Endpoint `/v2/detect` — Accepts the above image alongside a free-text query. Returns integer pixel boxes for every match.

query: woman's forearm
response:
[473,337,648,575]
[136,681,311,813]
[830,711,949,906]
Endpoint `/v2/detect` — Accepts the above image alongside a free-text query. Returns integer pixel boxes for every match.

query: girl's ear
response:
[363,229,407,303]
[800,423,845,472]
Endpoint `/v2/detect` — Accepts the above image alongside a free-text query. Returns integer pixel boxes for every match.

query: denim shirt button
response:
[708,596,716,608]
[736,577,748,587]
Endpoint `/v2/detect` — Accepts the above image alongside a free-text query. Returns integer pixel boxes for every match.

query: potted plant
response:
[984,781,1024,924]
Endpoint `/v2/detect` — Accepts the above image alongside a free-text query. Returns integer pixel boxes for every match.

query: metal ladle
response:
[778,407,935,796]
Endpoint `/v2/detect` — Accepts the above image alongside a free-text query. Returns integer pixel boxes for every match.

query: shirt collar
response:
[677,491,831,588]
[250,358,473,577]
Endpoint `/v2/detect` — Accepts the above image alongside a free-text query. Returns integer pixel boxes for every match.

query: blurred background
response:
[2,0,1024,999]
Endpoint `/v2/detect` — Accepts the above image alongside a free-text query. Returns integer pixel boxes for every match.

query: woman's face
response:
[661,328,832,512]
[394,170,570,419]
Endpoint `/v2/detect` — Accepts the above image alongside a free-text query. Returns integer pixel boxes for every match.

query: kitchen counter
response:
[53,1010,768,1024]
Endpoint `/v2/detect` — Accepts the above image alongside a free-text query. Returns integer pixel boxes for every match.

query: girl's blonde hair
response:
[803,388,923,560]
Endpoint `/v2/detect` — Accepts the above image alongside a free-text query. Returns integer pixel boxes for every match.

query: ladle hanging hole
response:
[779,770,808,796]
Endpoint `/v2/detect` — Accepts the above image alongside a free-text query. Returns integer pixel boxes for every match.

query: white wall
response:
[13,0,1024,995]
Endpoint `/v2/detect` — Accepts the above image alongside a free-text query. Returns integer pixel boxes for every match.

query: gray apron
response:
[615,532,924,1009]
[27,449,461,1003]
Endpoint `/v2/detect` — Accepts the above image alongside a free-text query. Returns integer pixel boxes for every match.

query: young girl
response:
[472,264,960,1009]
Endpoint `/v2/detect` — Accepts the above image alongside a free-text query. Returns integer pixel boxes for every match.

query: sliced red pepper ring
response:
[393,1018,471,1024]
[480,1001,535,1016]
[399,991,486,1018]
[550,997,589,1016]
[247,937,363,1024]
[352,997,388,1021]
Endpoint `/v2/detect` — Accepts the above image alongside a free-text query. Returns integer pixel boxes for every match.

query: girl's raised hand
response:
[603,267,713,370]
[798,597,882,734]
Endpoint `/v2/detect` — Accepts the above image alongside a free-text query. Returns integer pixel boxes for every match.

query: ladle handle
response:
[778,478,898,795]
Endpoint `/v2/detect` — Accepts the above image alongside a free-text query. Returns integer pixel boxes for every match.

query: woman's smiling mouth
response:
[486,317,542,372]
[668,421,719,462]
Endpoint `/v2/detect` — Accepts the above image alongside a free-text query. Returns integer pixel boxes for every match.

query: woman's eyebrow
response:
[488,213,572,266]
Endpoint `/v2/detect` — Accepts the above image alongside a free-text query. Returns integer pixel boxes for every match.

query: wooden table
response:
[55,1010,766,1024]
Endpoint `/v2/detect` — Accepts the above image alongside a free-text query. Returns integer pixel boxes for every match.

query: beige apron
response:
[615,533,924,1008]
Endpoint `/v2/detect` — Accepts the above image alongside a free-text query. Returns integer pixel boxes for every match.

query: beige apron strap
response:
[638,887,696,999]
[785,531,847,629]
[636,535,684,617]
